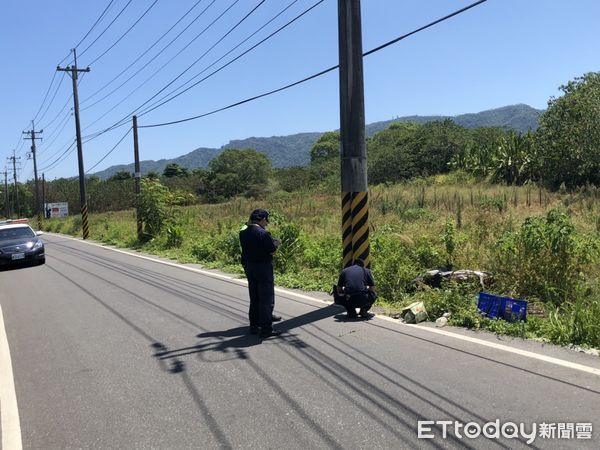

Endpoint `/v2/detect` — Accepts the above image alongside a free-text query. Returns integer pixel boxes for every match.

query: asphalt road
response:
[1,233,599,449]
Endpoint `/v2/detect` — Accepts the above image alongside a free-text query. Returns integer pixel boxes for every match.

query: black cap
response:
[249,208,269,222]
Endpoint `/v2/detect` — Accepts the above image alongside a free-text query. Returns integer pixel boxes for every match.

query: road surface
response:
[1,233,599,449]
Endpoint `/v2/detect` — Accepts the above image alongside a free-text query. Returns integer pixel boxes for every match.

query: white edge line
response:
[48,233,600,377]
[0,304,23,450]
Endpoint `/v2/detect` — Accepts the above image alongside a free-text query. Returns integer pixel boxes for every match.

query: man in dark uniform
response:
[337,259,376,319]
[239,209,282,338]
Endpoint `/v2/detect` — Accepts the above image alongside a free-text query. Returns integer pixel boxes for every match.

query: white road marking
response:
[0,304,23,450]
[50,233,600,377]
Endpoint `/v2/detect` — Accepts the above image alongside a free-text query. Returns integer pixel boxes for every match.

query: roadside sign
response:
[44,202,69,218]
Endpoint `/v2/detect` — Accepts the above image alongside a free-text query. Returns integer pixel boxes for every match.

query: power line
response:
[86,127,132,173]
[80,0,242,132]
[77,0,134,60]
[73,0,117,51]
[40,94,73,130]
[32,71,58,124]
[38,111,73,154]
[80,0,208,107]
[35,72,68,126]
[141,0,488,128]
[137,0,303,117]
[38,140,76,173]
[87,0,160,67]
[137,0,325,118]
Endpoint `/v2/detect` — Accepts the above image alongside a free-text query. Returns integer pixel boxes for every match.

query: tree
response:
[411,119,470,177]
[163,163,189,178]
[108,170,133,181]
[536,72,600,188]
[206,149,272,201]
[367,122,421,184]
[310,131,340,163]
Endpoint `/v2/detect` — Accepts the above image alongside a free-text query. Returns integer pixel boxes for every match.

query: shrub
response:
[493,208,591,305]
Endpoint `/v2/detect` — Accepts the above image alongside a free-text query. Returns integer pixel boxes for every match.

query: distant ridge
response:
[91,104,543,180]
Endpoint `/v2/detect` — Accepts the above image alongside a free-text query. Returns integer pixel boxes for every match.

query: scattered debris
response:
[411,269,493,290]
[477,292,528,322]
[435,312,451,327]
[400,301,428,324]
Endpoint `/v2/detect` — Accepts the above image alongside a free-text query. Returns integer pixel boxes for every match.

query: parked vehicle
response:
[0,219,45,267]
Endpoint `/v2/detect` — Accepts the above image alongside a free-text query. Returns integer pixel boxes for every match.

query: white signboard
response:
[44,202,69,218]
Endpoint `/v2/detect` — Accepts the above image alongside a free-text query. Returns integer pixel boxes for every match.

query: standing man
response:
[239,209,282,338]
[337,259,376,319]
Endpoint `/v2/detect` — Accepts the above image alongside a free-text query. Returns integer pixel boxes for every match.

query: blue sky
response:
[1,0,599,180]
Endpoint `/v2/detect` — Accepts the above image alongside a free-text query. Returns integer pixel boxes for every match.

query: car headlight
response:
[32,241,43,250]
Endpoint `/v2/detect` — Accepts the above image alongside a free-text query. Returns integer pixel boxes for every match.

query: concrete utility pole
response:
[338,0,370,268]
[3,169,9,218]
[8,152,21,217]
[132,116,143,241]
[24,122,43,229]
[57,48,91,239]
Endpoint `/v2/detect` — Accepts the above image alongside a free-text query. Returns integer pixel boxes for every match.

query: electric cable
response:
[137,0,324,118]
[80,0,207,106]
[86,127,132,173]
[77,0,134,60]
[73,0,117,51]
[38,140,76,173]
[137,0,302,117]
[31,71,58,124]
[141,0,488,128]
[35,72,68,127]
[80,0,241,131]
[86,0,160,67]
[38,112,73,154]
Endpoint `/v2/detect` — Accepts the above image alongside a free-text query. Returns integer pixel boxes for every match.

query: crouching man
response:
[335,259,376,319]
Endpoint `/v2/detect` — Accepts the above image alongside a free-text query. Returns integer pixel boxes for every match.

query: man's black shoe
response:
[259,329,282,338]
[249,326,259,335]
[271,314,282,322]
[359,308,374,319]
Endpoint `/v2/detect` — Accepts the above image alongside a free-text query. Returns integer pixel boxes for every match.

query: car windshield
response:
[0,227,35,241]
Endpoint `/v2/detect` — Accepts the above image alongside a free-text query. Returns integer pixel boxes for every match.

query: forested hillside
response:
[92,104,542,179]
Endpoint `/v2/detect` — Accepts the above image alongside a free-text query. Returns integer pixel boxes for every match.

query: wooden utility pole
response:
[23,122,43,229]
[338,0,370,268]
[132,116,143,241]
[57,48,91,239]
[8,152,21,217]
[42,173,46,218]
[3,169,9,218]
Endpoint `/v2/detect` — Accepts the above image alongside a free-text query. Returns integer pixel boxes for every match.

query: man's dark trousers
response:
[244,262,275,332]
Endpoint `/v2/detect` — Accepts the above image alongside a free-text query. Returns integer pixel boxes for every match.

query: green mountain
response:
[91,104,543,180]
[365,104,542,136]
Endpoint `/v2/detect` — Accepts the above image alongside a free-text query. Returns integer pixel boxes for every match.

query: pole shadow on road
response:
[153,304,344,364]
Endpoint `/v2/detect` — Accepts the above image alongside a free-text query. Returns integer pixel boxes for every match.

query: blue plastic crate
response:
[477,293,527,322]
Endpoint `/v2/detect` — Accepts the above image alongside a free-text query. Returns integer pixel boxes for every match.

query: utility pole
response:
[338,0,370,268]
[57,48,91,239]
[24,121,43,229]
[42,173,46,219]
[132,116,143,241]
[8,151,21,217]
[3,169,9,218]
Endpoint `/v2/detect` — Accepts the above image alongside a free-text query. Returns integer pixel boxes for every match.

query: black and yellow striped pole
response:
[81,204,90,240]
[338,0,370,268]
